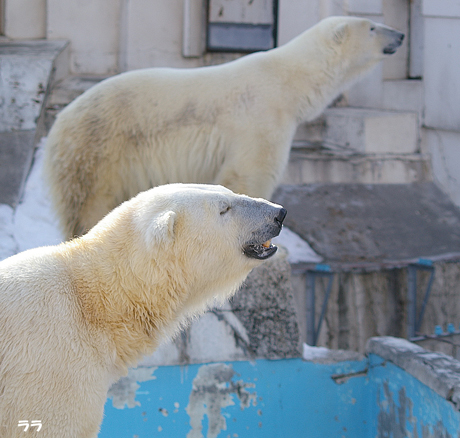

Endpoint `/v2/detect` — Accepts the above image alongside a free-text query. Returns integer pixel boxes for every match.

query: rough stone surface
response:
[288,254,460,355]
[230,247,301,359]
[107,367,157,409]
[273,183,460,265]
[367,336,460,409]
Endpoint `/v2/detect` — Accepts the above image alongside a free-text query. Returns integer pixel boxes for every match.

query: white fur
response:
[44,16,402,238]
[0,184,282,438]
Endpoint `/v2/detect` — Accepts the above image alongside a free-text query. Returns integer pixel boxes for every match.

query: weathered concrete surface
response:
[107,367,158,409]
[417,334,460,361]
[323,108,418,154]
[0,39,69,210]
[367,336,460,410]
[0,130,35,207]
[102,340,460,437]
[375,380,457,438]
[0,40,69,133]
[230,247,301,359]
[273,183,460,265]
[282,149,431,185]
[0,204,16,260]
[291,260,460,353]
[185,363,256,438]
[274,183,460,354]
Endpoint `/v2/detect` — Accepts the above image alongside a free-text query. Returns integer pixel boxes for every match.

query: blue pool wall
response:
[99,337,460,438]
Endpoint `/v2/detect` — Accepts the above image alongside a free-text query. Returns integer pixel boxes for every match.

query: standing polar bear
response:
[0,183,286,438]
[44,16,404,238]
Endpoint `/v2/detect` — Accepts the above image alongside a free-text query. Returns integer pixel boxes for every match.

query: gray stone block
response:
[231,247,301,359]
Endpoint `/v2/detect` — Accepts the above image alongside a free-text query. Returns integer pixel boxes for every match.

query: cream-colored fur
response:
[44,16,403,238]
[0,184,284,438]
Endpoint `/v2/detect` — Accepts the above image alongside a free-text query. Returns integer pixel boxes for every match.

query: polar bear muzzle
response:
[243,207,287,260]
[378,25,404,55]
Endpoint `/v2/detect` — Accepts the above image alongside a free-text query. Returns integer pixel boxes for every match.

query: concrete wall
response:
[291,260,460,354]
[421,3,460,208]
[4,0,46,39]
[346,0,409,107]
[47,0,122,75]
[2,0,408,76]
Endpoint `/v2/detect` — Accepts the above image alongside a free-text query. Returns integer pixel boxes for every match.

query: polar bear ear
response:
[333,23,349,44]
[147,210,177,246]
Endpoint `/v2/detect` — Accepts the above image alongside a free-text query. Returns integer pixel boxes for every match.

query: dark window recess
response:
[207,22,274,52]
[206,0,277,53]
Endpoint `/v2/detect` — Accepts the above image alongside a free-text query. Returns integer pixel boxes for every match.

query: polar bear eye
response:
[220,205,231,215]
[370,26,376,32]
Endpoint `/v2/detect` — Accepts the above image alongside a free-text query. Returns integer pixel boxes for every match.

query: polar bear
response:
[0,184,286,438]
[44,16,403,238]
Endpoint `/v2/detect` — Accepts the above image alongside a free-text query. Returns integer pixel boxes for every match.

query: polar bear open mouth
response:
[243,239,278,260]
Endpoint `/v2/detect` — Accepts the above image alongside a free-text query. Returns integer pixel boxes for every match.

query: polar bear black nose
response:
[275,208,287,227]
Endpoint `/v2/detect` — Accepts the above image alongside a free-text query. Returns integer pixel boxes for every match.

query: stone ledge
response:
[366,336,460,409]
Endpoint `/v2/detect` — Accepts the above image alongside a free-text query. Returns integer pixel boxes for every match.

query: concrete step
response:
[322,108,419,155]
[294,107,419,154]
[289,105,425,184]
[282,149,431,184]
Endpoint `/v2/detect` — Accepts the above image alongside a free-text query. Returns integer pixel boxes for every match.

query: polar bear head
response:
[303,16,404,88]
[132,183,286,261]
[326,16,404,56]
[89,183,286,316]
[331,16,403,73]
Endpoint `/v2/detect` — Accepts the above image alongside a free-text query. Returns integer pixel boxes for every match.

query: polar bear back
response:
[44,16,404,238]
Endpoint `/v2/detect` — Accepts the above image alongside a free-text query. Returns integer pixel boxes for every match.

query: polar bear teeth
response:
[262,240,272,248]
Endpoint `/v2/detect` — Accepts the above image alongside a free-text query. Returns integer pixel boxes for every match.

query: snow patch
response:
[13,138,63,252]
[0,204,17,260]
[273,226,322,264]
[0,137,63,262]
[302,343,332,361]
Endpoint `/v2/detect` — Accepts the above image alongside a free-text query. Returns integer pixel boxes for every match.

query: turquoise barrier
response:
[99,344,460,437]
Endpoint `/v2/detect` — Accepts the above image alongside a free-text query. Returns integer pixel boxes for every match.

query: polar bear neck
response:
[264,28,378,124]
[63,236,189,369]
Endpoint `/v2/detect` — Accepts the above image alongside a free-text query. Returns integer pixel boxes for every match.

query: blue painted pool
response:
[99,338,460,438]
